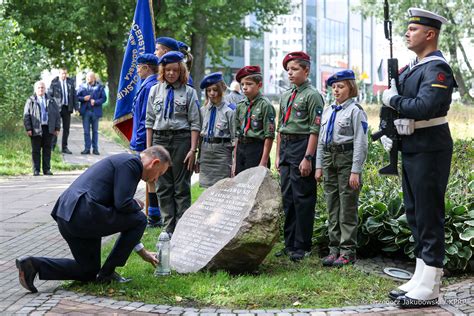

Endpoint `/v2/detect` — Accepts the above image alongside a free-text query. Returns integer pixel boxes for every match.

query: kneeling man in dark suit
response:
[16,146,171,292]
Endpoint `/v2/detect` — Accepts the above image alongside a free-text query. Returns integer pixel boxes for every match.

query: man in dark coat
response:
[15,146,170,292]
[49,68,78,154]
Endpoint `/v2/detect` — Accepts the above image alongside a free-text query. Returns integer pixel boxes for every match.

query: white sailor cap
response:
[407,8,448,30]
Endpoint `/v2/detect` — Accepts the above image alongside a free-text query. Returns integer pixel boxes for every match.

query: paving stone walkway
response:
[0,118,471,315]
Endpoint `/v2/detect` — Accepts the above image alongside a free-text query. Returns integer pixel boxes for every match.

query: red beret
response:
[235,65,262,83]
[282,51,311,70]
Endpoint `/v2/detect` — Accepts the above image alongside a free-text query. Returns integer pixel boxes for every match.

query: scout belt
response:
[154,129,190,136]
[324,142,354,153]
[203,137,232,144]
[238,137,264,144]
[280,133,308,142]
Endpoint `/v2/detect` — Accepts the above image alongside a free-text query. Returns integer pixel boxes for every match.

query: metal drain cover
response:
[383,267,413,280]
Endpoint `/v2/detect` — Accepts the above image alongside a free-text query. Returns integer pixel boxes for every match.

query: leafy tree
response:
[0,7,49,129]
[5,0,289,107]
[356,0,474,104]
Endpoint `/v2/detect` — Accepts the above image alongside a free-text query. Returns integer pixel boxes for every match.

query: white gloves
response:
[380,135,393,152]
[382,78,398,109]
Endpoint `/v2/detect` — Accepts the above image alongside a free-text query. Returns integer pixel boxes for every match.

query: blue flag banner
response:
[114,0,155,141]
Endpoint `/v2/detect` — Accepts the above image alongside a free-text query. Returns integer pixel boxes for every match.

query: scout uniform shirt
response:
[315,98,368,174]
[278,80,324,135]
[200,101,235,140]
[145,81,201,132]
[235,92,276,140]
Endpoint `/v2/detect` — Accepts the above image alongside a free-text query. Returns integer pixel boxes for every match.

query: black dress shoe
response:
[397,295,438,308]
[388,289,407,301]
[16,256,38,293]
[81,149,90,155]
[44,170,53,176]
[96,271,131,284]
[33,170,40,176]
[93,150,100,155]
[62,148,73,154]
[275,248,293,257]
[290,249,311,262]
[147,215,162,228]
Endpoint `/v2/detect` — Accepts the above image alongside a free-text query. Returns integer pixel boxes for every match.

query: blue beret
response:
[200,72,223,89]
[155,37,179,51]
[137,53,159,66]
[177,41,189,52]
[326,69,356,87]
[159,51,184,65]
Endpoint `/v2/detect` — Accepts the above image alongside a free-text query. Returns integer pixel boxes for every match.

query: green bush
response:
[313,136,474,273]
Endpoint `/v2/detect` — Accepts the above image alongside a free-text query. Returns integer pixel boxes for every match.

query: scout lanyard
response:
[164,84,174,119]
[243,99,254,135]
[325,104,343,144]
[283,89,297,124]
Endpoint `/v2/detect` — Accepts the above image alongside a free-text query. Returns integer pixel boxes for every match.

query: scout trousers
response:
[279,136,316,252]
[153,132,192,233]
[402,149,452,268]
[322,149,359,256]
[235,140,270,175]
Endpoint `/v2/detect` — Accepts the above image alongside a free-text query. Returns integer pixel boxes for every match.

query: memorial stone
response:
[170,166,281,273]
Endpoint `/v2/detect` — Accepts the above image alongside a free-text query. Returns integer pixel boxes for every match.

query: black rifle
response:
[371,0,399,176]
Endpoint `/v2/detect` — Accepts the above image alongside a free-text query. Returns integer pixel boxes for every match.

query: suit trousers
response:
[52,106,71,150]
[30,125,52,173]
[402,149,452,268]
[153,132,191,234]
[32,202,147,281]
[279,136,316,252]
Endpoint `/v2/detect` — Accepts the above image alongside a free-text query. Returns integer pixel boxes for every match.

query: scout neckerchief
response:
[208,104,217,138]
[325,104,343,144]
[283,88,297,125]
[243,99,255,135]
[164,84,174,119]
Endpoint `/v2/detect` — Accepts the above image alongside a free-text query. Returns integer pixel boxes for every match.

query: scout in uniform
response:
[233,66,275,175]
[196,72,235,188]
[130,53,162,227]
[381,8,455,308]
[315,70,368,267]
[154,36,179,58]
[145,51,201,234]
[275,52,324,262]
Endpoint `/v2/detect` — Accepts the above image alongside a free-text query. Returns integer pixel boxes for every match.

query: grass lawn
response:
[0,125,86,176]
[66,183,396,309]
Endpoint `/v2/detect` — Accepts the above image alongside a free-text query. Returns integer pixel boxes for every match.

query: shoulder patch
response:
[361,121,368,134]
[436,72,446,83]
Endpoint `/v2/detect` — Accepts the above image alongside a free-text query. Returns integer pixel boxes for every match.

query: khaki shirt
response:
[235,93,276,140]
[200,101,235,140]
[277,80,324,135]
[315,98,368,173]
[145,81,201,131]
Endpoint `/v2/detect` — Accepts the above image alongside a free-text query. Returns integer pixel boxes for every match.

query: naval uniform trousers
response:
[322,149,359,256]
[31,198,147,281]
[30,125,53,173]
[153,131,192,233]
[279,136,316,252]
[402,149,452,268]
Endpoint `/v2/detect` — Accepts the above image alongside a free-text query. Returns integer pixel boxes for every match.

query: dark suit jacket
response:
[49,77,78,113]
[52,153,143,223]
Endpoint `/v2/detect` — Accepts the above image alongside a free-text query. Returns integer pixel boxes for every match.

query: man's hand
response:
[380,135,393,152]
[382,79,398,109]
[349,172,360,190]
[194,162,200,174]
[135,198,144,209]
[183,150,196,171]
[91,99,95,106]
[274,156,280,173]
[315,168,323,182]
[27,130,32,137]
[299,158,312,177]
[137,248,159,268]
[54,130,60,136]
[84,95,91,101]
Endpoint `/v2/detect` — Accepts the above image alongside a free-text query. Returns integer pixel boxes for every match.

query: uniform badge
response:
[315,116,321,125]
[256,108,261,113]
[268,123,275,133]
[296,111,302,117]
[252,121,259,127]
[156,104,162,112]
[437,72,446,82]
[251,114,256,119]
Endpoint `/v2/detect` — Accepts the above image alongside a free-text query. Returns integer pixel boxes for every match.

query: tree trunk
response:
[447,43,473,104]
[104,45,124,110]
[191,11,208,102]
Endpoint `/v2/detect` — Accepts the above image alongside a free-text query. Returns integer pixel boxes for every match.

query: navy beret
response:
[326,69,356,87]
[155,37,179,51]
[200,72,223,89]
[177,41,189,52]
[159,51,184,65]
[137,53,159,66]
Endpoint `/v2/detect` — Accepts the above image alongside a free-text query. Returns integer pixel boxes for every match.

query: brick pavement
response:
[0,118,469,315]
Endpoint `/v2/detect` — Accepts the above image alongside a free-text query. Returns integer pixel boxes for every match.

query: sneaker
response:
[290,249,311,262]
[333,254,356,267]
[321,253,339,267]
[147,215,162,228]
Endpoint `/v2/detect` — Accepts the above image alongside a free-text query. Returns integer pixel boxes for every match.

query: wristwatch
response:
[304,154,314,161]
